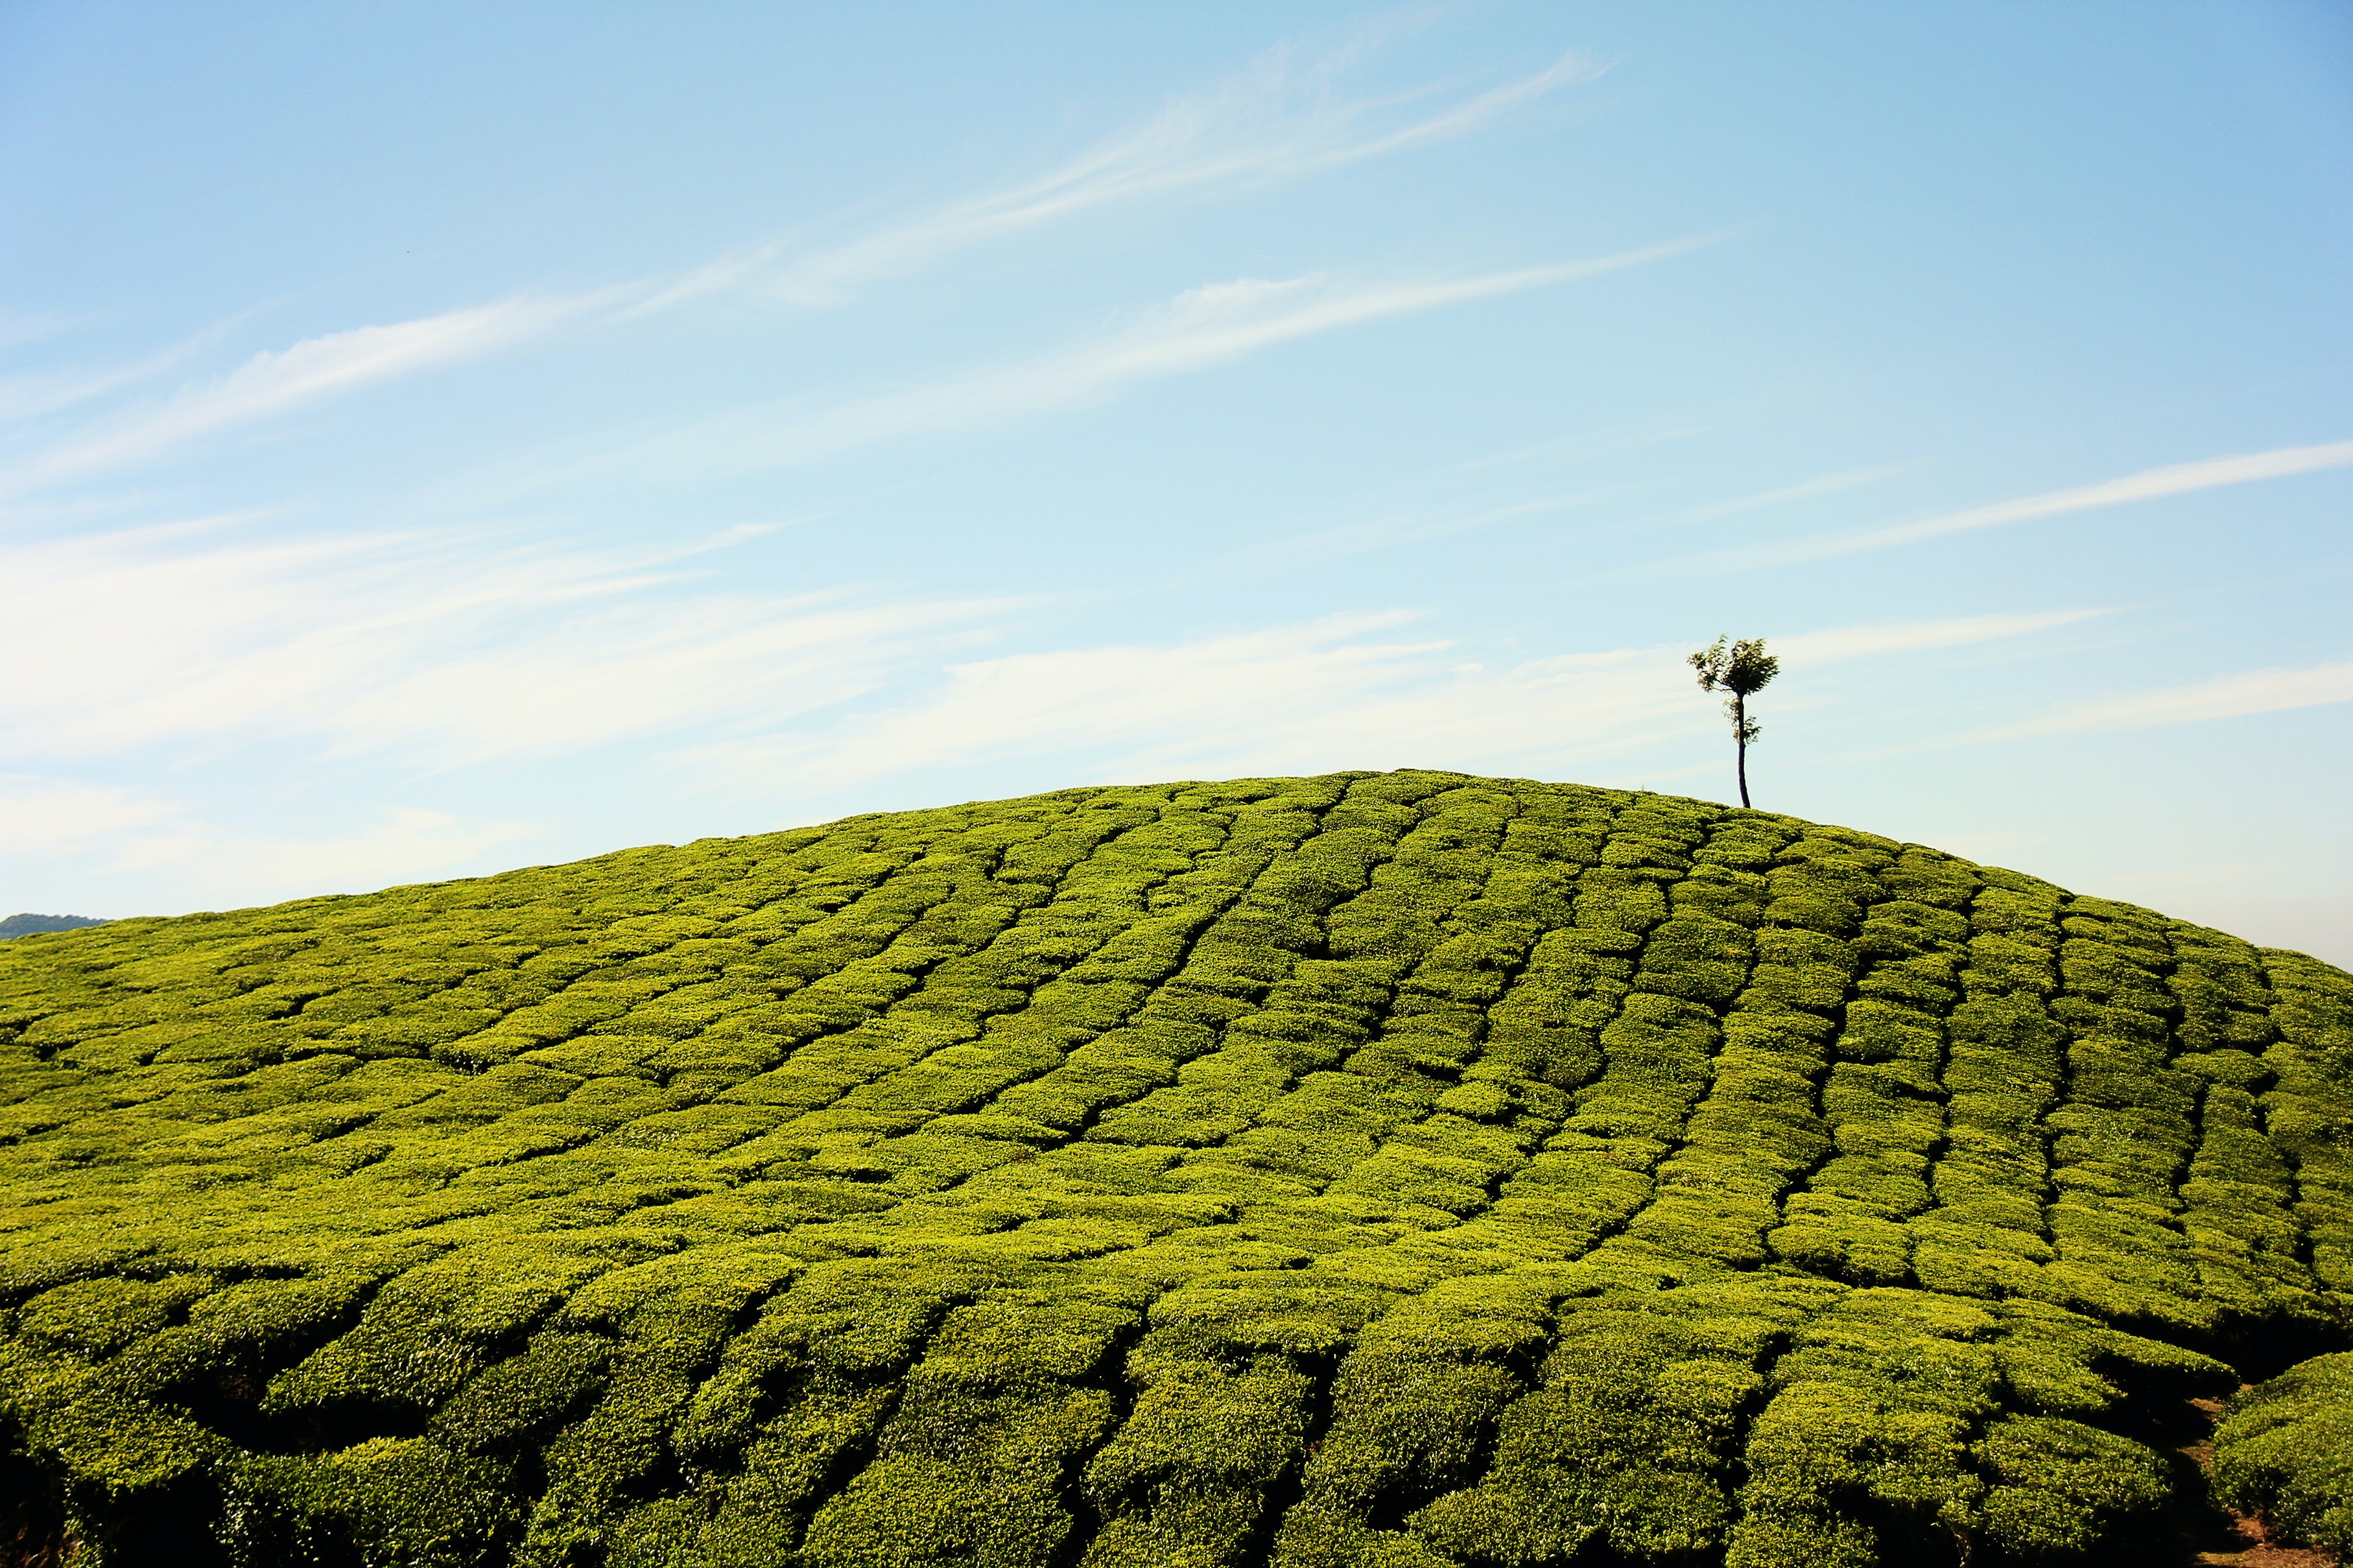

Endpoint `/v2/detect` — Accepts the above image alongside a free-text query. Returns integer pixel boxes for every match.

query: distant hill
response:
[0,911,103,940]
[1,771,2347,1567]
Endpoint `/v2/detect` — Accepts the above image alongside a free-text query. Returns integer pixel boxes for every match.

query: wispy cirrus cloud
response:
[0,332,232,425]
[0,771,524,908]
[598,240,1720,482]
[724,47,1609,309]
[1,292,623,495]
[1668,467,1894,526]
[670,605,2099,802]
[110,805,540,902]
[1998,654,2353,738]
[1732,439,2353,567]
[0,774,179,858]
[1768,608,2109,663]
[3,41,1608,493]
[0,520,1004,767]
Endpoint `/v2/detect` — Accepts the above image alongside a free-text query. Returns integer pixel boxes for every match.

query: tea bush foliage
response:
[2210,1350,2353,1557]
[2,771,2348,1567]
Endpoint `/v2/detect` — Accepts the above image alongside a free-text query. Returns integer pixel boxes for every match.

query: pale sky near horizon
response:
[3,3,2351,965]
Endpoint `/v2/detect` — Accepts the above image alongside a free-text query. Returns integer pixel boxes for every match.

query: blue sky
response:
[3,3,2350,963]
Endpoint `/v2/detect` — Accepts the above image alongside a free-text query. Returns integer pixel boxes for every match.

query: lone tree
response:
[1688,635,1779,808]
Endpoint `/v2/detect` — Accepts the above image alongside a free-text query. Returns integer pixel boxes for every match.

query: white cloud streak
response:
[607,242,1718,480]
[2000,655,2353,738]
[0,775,178,857]
[0,554,2101,887]
[5,42,1607,491]
[0,522,1003,767]
[673,606,2094,802]
[108,806,539,903]
[1769,609,2109,664]
[1670,468,1893,526]
[2,293,618,494]
[733,49,1607,309]
[1757,439,2353,565]
[0,349,204,426]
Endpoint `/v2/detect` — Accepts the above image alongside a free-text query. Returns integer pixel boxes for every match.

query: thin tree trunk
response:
[1734,696,1751,808]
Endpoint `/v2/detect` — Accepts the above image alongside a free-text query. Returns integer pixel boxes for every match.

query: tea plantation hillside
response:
[3,771,2350,1568]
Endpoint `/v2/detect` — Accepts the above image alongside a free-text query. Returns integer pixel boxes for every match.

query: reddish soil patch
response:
[2192,1510,2339,1567]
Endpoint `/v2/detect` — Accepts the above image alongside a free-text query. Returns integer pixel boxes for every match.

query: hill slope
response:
[1,771,2348,1568]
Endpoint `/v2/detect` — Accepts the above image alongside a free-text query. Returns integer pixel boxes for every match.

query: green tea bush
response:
[2210,1350,2353,1557]
[1,771,2348,1567]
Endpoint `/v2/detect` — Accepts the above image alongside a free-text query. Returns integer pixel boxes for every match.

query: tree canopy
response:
[1690,637,1780,807]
